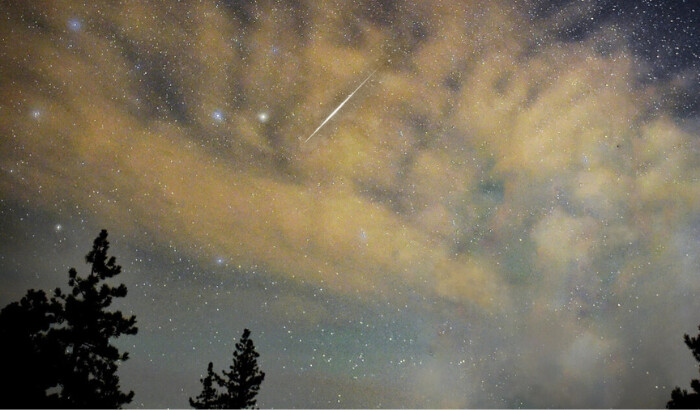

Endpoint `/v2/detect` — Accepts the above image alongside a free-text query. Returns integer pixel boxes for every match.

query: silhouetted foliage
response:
[190,328,265,409]
[221,329,266,408]
[189,362,224,409]
[0,230,137,408]
[667,325,700,408]
[0,290,63,408]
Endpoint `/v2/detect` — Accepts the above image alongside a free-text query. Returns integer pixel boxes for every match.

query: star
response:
[257,112,269,123]
[67,18,82,32]
[212,110,224,123]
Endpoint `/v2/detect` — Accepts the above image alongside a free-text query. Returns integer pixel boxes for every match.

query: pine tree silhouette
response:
[0,290,63,408]
[0,230,137,408]
[221,329,266,408]
[190,329,265,409]
[667,325,700,408]
[189,362,224,409]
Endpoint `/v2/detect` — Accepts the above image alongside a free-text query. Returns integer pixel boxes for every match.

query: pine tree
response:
[0,290,63,408]
[0,229,137,408]
[189,362,224,409]
[220,329,266,408]
[53,229,138,407]
[667,325,700,408]
[190,329,265,409]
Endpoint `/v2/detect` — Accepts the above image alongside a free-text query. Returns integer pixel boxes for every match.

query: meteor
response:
[303,69,378,143]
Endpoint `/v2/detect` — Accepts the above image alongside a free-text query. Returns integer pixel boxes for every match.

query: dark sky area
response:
[0,0,698,407]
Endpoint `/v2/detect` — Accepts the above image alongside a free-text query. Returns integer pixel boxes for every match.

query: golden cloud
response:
[1,0,698,320]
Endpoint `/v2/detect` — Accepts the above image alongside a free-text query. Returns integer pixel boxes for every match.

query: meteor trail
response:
[303,69,378,143]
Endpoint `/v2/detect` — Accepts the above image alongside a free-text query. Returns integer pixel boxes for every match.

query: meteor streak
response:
[303,69,378,143]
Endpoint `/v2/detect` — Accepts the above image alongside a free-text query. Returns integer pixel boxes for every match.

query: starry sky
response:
[1,0,699,407]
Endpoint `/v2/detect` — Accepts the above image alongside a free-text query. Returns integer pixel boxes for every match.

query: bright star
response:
[67,18,82,31]
[212,110,224,122]
[257,112,269,123]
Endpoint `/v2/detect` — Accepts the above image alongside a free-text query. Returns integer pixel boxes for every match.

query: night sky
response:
[1,0,699,407]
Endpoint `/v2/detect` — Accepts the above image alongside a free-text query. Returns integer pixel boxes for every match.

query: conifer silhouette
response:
[190,328,265,409]
[667,325,700,408]
[189,362,224,409]
[0,230,137,408]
